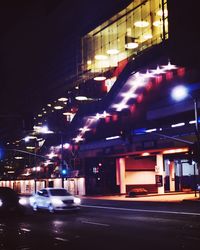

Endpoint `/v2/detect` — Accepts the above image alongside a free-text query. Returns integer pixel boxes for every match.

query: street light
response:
[171,85,200,197]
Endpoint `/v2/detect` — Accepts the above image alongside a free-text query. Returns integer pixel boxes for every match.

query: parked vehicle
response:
[29,188,81,213]
[0,187,26,215]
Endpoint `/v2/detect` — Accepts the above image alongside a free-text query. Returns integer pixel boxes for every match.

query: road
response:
[0,198,200,250]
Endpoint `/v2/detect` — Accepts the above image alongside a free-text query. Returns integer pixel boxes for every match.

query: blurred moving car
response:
[0,187,26,215]
[29,188,81,213]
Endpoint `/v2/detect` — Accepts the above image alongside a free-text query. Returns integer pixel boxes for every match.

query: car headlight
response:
[29,196,35,206]
[51,198,63,206]
[0,199,3,207]
[19,197,28,206]
[74,197,81,205]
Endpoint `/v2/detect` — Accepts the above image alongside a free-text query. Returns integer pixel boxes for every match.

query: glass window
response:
[82,0,168,78]
[49,189,71,196]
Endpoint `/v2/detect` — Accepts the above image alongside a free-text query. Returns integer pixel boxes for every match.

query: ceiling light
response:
[171,122,185,128]
[15,156,24,160]
[162,148,188,154]
[125,42,138,49]
[94,76,106,81]
[58,97,68,102]
[157,9,168,17]
[141,152,150,156]
[95,54,108,60]
[75,96,88,101]
[47,104,52,107]
[73,135,84,143]
[63,112,73,115]
[134,21,149,27]
[153,20,168,27]
[106,136,120,140]
[106,49,119,55]
[54,105,63,110]
[26,146,35,150]
[79,126,90,132]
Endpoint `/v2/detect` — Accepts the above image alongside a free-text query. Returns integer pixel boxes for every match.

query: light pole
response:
[171,85,200,197]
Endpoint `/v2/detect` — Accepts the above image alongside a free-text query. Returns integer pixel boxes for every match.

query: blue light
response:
[61,169,67,175]
[132,128,146,135]
[171,85,188,101]
[0,148,4,160]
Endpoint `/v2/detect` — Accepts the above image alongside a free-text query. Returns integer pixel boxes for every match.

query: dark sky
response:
[0,0,131,141]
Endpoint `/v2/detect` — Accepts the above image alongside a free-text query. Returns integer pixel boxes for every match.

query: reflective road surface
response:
[0,199,200,250]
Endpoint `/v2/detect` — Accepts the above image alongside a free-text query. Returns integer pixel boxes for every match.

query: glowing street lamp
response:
[171,85,199,197]
[171,85,188,101]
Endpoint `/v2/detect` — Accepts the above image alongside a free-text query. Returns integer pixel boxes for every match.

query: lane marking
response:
[81,205,200,216]
[81,220,110,227]
[55,237,69,242]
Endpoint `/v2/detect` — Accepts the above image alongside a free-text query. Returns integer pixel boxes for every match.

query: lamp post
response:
[171,85,200,197]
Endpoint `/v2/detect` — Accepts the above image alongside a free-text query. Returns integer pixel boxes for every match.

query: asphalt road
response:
[0,199,200,250]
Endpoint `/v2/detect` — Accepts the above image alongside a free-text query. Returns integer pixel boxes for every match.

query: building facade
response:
[1,0,200,196]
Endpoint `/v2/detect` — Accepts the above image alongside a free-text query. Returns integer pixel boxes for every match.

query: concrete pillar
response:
[169,161,175,192]
[116,158,126,194]
[155,154,165,194]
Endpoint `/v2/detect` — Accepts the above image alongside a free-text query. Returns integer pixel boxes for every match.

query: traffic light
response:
[60,161,69,178]
[61,168,67,176]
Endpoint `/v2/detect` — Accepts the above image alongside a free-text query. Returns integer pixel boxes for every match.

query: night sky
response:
[0,0,131,141]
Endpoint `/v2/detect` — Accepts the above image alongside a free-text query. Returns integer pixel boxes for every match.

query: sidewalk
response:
[82,191,200,203]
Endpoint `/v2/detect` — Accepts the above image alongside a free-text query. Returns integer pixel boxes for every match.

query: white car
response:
[29,188,81,213]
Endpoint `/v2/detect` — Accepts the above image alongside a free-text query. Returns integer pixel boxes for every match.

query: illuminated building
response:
[1,0,200,196]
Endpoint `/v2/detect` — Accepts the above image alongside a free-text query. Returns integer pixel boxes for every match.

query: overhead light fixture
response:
[54,105,63,110]
[14,156,24,160]
[141,152,150,156]
[125,42,138,49]
[171,122,185,128]
[157,9,168,17]
[75,96,88,101]
[79,126,90,133]
[47,104,52,107]
[26,146,35,150]
[153,20,168,27]
[125,36,138,49]
[95,54,108,60]
[63,112,73,115]
[58,97,68,102]
[106,49,119,55]
[94,76,106,81]
[162,148,188,154]
[106,136,120,140]
[73,135,84,143]
[87,60,92,65]
[134,21,149,27]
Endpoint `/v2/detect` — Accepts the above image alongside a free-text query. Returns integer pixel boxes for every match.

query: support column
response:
[155,154,165,194]
[116,158,126,194]
[169,161,175,192]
